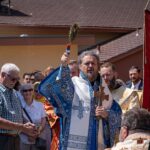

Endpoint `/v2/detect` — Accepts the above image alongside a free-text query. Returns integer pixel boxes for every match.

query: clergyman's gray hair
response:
[1,63,20,74]
[78,51,100,65]
[121,107,150,131]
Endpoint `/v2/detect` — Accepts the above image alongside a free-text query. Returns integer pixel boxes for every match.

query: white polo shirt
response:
[20,99,46,144]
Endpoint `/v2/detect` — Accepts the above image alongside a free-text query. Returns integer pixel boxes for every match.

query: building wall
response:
[0,26,123,52]
[0,45,77,78]
[0,26,68,35]
[0,26,126,80]
[112,49,143,82]
[0,25,94,78]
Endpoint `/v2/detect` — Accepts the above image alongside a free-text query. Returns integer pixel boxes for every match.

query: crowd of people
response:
[0,50,149,150]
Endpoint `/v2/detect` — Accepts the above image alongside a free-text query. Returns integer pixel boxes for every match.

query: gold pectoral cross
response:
[94,86,109,106]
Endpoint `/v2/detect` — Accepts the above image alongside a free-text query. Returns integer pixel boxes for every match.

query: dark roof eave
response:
[0,23,138,32]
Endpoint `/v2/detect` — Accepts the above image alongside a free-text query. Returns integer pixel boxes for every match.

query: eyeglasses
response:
[22,89,33,92]
[6,74,20,82]
[25,78,30,80]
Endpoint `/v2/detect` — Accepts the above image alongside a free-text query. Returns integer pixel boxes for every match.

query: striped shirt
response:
[0,84,23,134]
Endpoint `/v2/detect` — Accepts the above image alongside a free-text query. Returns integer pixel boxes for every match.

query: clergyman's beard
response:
[87,72,97,82]
[108,77,116,90]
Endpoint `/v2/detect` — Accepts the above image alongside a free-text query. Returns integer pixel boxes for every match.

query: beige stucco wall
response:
[0,45,77,78]
[0,26,128,80]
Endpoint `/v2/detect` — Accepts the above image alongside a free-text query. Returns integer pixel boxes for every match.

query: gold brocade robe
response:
[111,86,142,114]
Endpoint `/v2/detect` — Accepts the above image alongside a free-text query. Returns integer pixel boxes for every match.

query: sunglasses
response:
[6,74,20,82]
[22,89,33,92]
[34,90,39,93]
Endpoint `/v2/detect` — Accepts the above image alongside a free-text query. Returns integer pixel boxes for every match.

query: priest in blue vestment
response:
[39,51,122,150]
